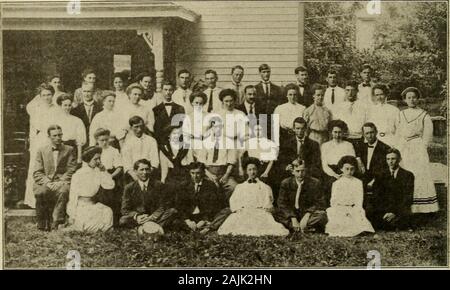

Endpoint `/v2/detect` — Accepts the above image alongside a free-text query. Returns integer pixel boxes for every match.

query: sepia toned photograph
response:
[0,0,448,270]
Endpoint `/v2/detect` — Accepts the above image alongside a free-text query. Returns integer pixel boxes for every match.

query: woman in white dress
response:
[218,157,289,236]
[89,91,126,148]
[67,146,114,232]
[23,83,58,208]
[396,87,439,213]
[54,93,87,164]
[366,84,400,146]
[182,91,209,163]
[325,156,375,237]
[112,72,130,110]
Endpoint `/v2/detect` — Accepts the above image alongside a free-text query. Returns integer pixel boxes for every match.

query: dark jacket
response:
[354,139,390,185]
[70,101,102,144]
[152,102,185,147]
[278,135,322,179]
[277,176,326,219]
[121,179,172,221]
[296,83,314,107]
[175,178,225,221]
[373,167,414,217]
[254,81,285,115]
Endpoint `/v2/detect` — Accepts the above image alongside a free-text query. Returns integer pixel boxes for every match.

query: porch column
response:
[137,22,164,92]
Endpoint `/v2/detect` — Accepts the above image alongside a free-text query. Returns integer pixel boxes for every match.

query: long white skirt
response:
[72,202,113,233]
[218,208,289,237]
[398,138,439,213]
[326,205,375,237]
[24,133,49,208]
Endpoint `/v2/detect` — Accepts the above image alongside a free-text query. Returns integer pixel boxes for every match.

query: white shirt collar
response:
[365,139,378,147]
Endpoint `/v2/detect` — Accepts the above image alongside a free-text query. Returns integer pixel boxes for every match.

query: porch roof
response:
[1,1,201,30]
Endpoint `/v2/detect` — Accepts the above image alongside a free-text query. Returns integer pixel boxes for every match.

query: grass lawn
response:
[4,208,447,269]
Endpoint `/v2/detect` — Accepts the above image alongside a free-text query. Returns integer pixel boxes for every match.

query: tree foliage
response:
[304,2,447,100]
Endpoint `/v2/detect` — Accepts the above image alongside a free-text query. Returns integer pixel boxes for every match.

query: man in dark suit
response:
[173,162,231,234]
[236,85,264,138]
[153,81,187,184]
[70,82,102,146]
[153,81,186,148]
[278,117,322,180]
[295,66,313,107]
[354,122,391,191]
[255,64,285,139]
[120,159,177,232]
[255,64,285,112]
[371,148,414,230]
[33,125,77,231]
[274,158,327,233]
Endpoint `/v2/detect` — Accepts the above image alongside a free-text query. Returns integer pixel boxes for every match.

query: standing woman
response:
[320,120,356,203]
[27,74,65,112]
[396,87,439,213]
[182,91,208,163]
[23,83,57,208]
[54,93,87,165]
[89,91,125,148]
[73,68,103,107]
[112,72,129,110]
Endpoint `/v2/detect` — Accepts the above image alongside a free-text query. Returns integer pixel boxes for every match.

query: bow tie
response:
[362,83,371,87]
[367,144,374,148]
[164,103,173,106]
[298,84,305,88]
[247,179,257,184]
[52,147,60,151]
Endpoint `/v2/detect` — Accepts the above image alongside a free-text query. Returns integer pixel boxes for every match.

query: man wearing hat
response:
[33,125,77,231]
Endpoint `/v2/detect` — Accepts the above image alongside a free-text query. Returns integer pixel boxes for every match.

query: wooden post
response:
[137,22,165,92]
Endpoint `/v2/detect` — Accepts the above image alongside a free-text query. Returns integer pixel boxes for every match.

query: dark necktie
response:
[212,139,219,163]
[297,139,303,155]
[249,103,254,114]
[264,83,269,97]
[143,184,147,192]
[362,83,371,87]
[391,170,395,179]
[207,90,214,113]
[331,88,335,104]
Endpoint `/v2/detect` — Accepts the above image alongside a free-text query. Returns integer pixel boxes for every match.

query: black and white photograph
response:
[0,0,448,270]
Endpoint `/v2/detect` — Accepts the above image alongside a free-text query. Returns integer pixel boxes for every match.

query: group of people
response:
[25,63,439,237]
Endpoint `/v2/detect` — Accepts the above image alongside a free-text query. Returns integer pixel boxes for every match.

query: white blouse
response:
[229,179,273,212]
[67,164,115,218]
[89,109,127,145]
[330,176,364,208]
[321,140,355,176]
[367,102,400,136]
[121,134,160,173]
[101,146,123,170]
[53,109,87,146]
[396,108,433,145]
[273,102,306,129]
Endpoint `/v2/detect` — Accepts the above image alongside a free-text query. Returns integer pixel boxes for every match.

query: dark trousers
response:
[173,207,232,232]
[34,182,70,228]
[274,208,328,233]
[370,212,411,231]
[119,208,178,229]
[95,170,123,227]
